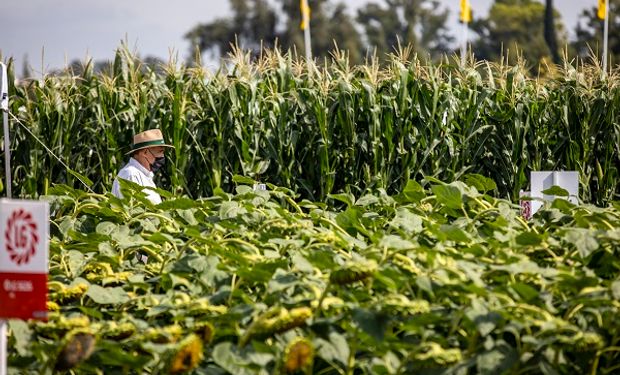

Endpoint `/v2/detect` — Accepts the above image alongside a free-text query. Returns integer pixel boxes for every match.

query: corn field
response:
[2,46,619,204]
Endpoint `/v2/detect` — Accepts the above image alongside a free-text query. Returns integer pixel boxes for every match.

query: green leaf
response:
[356,194,380,207]
[86,285,130,305]
[96,221,118,236]
[511,283,539,302]
[212,342,254,375]
[432,184,463,209]
[267,270,298,293]
[378,235,416,250]
[94,340,151,368]
[441,224,470,243]
[335,207,367,236]
[328,192,355,207]
[352,308,389,342]
[67,168,94,188]
[8,320,32,356]
[612,280,620,300]
[219,201,247,219]
[516,232,543,246]
[67,250,86,278]
[542,186,569,197]
[401,180,426,203]
[389,208,423,234]
[476,345,519,374]
[291,253,314,274]
[463,174,497,193]
[232,175,257,185]
[316,332,350,366]
[465,299,502,337]
[564,228,599,258]
[416,275,434,297]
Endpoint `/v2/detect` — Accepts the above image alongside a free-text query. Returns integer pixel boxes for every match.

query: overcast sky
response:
[1,0,588,75]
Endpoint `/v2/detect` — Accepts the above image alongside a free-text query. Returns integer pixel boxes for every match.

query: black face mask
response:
[151,156,165,173]
[148,150,165,173]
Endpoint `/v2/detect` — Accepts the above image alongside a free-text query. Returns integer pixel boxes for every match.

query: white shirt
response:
[112,157,162,204]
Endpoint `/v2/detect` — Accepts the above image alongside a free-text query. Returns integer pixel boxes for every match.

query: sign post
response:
[0,63,10,199]
[0,200,49,375]
[0,61,9,375]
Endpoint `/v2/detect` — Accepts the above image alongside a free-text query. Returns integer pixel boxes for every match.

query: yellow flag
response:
[598,0,606,20]
[300,0,311,30]
[460,0,472,23]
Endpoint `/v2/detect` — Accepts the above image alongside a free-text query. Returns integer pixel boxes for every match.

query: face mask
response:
[151,157,165,172]
[148,150,165,173]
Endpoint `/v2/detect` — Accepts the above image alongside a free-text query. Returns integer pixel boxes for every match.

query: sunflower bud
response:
[102,321,136,341]
[413,342,462,367]
[382,294,430,315]
[240,307,313,346]
[144,325,183,344]
[36,315,90,339]
[329,260,377,285]
[392,253,421,275]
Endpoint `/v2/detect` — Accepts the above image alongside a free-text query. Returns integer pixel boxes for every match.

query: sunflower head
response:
[168,334,204,374]
[283,337,314,373]
[55,330,96,371]
[194,321,215,344]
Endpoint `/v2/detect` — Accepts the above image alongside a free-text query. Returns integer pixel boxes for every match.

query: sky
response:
[1,0,589,76]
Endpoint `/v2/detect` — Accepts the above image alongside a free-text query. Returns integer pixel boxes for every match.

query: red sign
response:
[0,200,49,321]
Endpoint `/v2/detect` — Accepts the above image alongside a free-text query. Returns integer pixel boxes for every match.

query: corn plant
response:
[1,45,619,204]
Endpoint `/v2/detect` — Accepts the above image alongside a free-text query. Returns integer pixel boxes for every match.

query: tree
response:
[185,0,278,61]
[471,0,566,70]
[356,0,453,61]
[276,0,364,63]
[544,0,561,64]
[573,0,620,65]
[185,0,364,64]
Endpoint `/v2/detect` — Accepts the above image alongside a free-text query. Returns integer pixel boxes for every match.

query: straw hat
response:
[126,129,174,155]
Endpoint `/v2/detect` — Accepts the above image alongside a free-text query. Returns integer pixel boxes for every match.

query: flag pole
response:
[461,21,468,66]
[0,61,8,375]
[1,62,10,199]
[459,0,470,66]
[302,0,312,62]
[603,0,609,74]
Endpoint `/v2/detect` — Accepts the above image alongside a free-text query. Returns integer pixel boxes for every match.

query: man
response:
[112,129,174,204]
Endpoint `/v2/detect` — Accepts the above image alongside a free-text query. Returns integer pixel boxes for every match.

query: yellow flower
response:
[194,322,215,344]
[144,324,183,343]
[46,301,60,312]
[169,334,204,374]
[283,338,314,373]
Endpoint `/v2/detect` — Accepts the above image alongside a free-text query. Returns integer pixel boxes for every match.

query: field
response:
[5,177,620,374]
[3,47,619,204]
[2,48,620,374]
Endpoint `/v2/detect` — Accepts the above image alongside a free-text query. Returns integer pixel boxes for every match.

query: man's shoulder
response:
[117,163,142,179]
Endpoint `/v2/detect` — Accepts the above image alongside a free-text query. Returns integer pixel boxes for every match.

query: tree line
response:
[185,0,620,72]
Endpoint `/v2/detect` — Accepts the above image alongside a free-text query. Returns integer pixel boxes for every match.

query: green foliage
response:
[2,45,620,205]
[574,0,620,65]
[357,0,453,61]
[185,0,366,64]
[471,0,567,70]
[6,179,620,373]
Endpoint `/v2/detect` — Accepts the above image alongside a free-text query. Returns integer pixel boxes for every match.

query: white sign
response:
[530,171,579,214]
[0,199,49,321]
[0,200,49,273]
